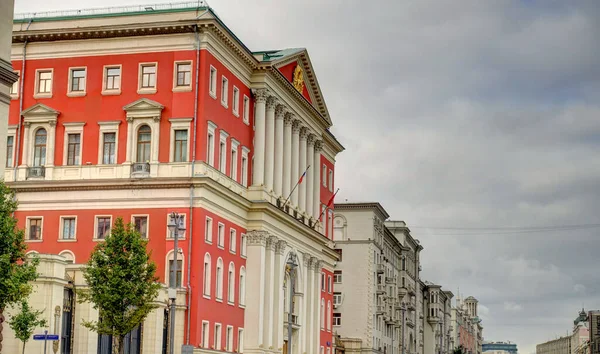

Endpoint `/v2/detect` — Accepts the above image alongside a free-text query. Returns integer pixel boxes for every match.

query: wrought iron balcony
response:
[26,166,45,179]
[131,162,150,177]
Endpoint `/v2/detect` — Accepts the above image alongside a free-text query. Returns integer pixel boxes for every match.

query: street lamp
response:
[167,212,185,354]
[286,253,298,354]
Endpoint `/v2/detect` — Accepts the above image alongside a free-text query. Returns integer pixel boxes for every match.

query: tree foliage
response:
[8,300,48,354]
[453,345,466,354]
[77,217,161,354]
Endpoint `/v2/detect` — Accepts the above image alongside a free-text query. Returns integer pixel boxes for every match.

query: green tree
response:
[78,217,161,354]
[453,345,466,354]
[0,182,39,353]
[8,300,48,354]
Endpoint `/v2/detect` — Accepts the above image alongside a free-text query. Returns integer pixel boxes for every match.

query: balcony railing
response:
[26,166,45,179]
[376,284,386,294]
[376,263,385,273]
[385,276,395,284]
[284,312,299,326]
[131,162,150,177]
[376,305,385,314]
[407,283,416,295]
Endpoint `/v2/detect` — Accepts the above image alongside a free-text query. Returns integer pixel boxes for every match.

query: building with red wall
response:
[3,2,343,354]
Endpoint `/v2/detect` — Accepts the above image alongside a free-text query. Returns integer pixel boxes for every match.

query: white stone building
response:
[0,0,17,175]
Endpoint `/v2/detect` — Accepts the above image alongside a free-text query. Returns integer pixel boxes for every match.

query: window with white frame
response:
[58,251,75,264]
[133,215,148,238]
[209,66,217,97]
[68,67,86,95]
[6,135,14,168]
[232,87,240,116]
[322,164,327,187]
[240,234,247,257]
[327,301,332,330]
[169,118,191,163]
[320,299,325,329]
[239,267,246,306]
[35,69,53,97]
[321,273,325,291]
[60,217,76,240]
[33,128,47,167]
[203,253,211,297]
[95,216,111,240]
[229,229,236,254]
[329,170,334,192]
[167,250,183,288]
[136,125,152,163]
[216,257,224,300]
[227,262,235,304]
[328,210,334,238]
[167,213,186,239]
[103,65,121,94]
[241,147,249,187]
[66,133,81,165]
[219,131,228,174]
[202,321,210,348]
[333,313,341,326]
[226,326,234,352]
[230,139,239,181]
[139,63,157,91]
[217,223,225,248]
[207,121,216,167]
[334,270,342,283]
[174,61,192,89]
[10,71,19,98]
[205,217,213,243]
[333,292,342,306]
[238,328,244,353]
[221,76,228,107]
[214,323,222,350]
[97,121,120,165]
[242,95,250,125]
[27,217,43,241]
[328,275,332,293]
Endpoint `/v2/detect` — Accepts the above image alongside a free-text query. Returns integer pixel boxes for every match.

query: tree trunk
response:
[21,342,26,354]
[0,307,4,354]
[117,336,125,354]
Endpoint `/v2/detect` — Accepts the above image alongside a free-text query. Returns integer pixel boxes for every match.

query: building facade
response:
[420,282,453,354]
[572,310,589,354]
[536,336,572,354]
[482,342,517,354]
[3,2,343,354]
[0,0,18,175]
[589,311,600,354]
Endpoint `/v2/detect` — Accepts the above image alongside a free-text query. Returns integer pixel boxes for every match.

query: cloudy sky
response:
[14,0,600,352]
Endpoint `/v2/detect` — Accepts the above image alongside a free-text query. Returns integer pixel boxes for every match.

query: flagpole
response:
[282,165,310,209]
[318,188,339,221]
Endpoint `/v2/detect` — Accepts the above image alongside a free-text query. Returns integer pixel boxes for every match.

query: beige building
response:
[0,0,18,175]
[420,281,453,354]
[537,336,572,354]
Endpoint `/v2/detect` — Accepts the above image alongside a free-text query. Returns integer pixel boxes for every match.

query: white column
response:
[20,122,30,166]
[313,140,323,219]
[290,120,301,207]
[313,260,322,354]
[282,114,293,200]
[243,231,268,349]
[47,121,56,166]
[252,89,268,186]
[274,105,285,197]
[274,240,287,350]
[151,117,160,163]
[301,254,312,354]
[306,134,315,218]
[265,97,277,192]
[264,236,277,348]
[125,117,134,163]
[298,128,308,212]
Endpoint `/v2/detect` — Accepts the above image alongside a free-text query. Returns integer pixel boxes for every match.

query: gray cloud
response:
[14,0,600,353]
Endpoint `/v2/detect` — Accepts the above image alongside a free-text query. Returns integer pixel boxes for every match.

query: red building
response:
[4,2,343,354]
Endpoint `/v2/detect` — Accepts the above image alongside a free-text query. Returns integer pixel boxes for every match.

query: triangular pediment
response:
[21,103,59,118]
[123,98,164,112]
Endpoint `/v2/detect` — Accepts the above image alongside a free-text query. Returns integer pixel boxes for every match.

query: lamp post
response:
[286,253,298,354]
[167,212,185,354]
[401,302,406,354]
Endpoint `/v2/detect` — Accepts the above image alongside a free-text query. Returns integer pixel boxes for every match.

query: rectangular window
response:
[133,216,148,238]
[27,218,42,240]
[333,313,341,326]
[205,217,213,243]
[322,164,327,187]
[167,214,186,239]
[229,229,236,253]
[6,136,13,168]
[243,95,250,124]
[66,133,81,165]
[209,66,217,97]
[219,140,226,174]
[238,329,244,353]
[221,76,228,107]
[169,259,183,288]
[241,155,248,187]
[37,70,52,94]
[241,234,247,257]
[70,68,86,92]
[202,321,210,348]
[173,129,188,162]
[230,148,237,181]
[217,223,224,248]
[176,62,192,87]
[333,292,342,306]
[61,217,76,240]
[105,66,121,91]
[140,64,157,89]
[232,87,240,115]
[226,326,233,352]
[334,270,342,283]
[10,72,19,96]
[329,170,334,191]
[102,132,116,164]
[96,217,111,239]
[328,275,332,293]
[207,131,215,166]
[214,323,222,350]
[321,273,325,291]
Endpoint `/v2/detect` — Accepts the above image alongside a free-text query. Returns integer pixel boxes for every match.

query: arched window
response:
[227,262,235,304]
[320,298,325,329]
[327,301,331,331]
[216,258,223,300]
[59,250,75,264]
[166,250,184,288]
[203,253,211,296]
[33,128,47,166]
[136,125,151,163]
[239,266,246,306]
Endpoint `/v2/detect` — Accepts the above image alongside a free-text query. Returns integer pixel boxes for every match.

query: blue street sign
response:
[33,334,59,341]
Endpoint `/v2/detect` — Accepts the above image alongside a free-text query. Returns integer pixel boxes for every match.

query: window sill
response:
[243,119,249,126]
[33,93,52,99]
[221,102,228,109]
[137,88,157,95]
[173,86,192,93]
[10,95,19,100]
[241,255,247,259]
[209,92,217,99]
[58,239,77,242]
[216,298,223,303]
[25,239,43,243]
[233,111,239,118]
[167,237,186,241]
[227,301,235,306]
[203,294,211,300]
[205,240,213,245]
[101,89,121,96]
[92,238,106,242]
[67,91,86,97]
[238,304,246,309]
[217,245,225,250]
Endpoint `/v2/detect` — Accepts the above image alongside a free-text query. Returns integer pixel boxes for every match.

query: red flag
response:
[298,170,307,184]
[326,189,339,208]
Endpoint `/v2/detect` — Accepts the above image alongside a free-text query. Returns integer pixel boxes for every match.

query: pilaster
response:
[274,240,287,350]
[264,235,278,349]
[244,230,268,349]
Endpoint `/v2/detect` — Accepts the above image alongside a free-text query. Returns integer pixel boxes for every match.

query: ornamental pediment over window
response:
[123,98,164,120]
[21,103,59,124]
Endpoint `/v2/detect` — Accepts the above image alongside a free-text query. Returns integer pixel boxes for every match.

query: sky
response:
[13,0,600,353]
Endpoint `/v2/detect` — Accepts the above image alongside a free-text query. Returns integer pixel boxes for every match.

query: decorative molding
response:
[299,127,308,139]
[314,259,324,272]
[314,140,323,152]
[0,59,18,86]
[307,134,316,145]
[302,252,311,268]
[266,96,278,111]
[275,240,287,255]
[266,235,278,251]
[245,230,268,246]
[284,112,294,126]
[252,88,269,104]
[292,119,302,133]
[275,105,287,118]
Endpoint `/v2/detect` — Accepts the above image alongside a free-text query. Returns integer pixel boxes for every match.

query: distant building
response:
[482,341,518,354]
[536,336,571,354]
[0,0,18,175]
[572,309,589,354]
[588,311,600,354]
[452,296,484,354]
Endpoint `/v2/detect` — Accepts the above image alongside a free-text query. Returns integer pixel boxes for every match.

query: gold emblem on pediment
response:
[293,65,305,93]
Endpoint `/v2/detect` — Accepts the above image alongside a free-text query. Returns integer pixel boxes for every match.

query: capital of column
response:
[314,140,323,152]
[246,230,269,247]
[23,121,31,127]
[307,133,316,146]
[252,88,269,103]
[303,252,311,268]
[313,259,324,273]
[266,235,279,251]
[292,119,302,133]
[275,105,287,119]
[126,116,134,123]
[266,96,279,111]
[48,120,57,128]
[299,127,308,140]
[284,112,294,126]
[276,240,287,255]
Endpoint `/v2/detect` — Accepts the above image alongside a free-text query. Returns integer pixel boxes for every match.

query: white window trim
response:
[242,95,250,125]
[166,213,187,239]
[102,64,122,96]
[25,216,43,242]
[62,122,85,166]
[205,216,213,244]
[166,249,185,287]
[137,62,158,94]
[217,222,225,249]
[239,266,246,308]
[58,250,76,264]
[169,118,192,163]
[240,233,247,258]
[216,257,224,301]
[172,60,193,92]
[232,86,240,117]
[229,228,236,254]
[34,68,53,99]
[209,66,217,99]
[241,147,249,187]
[218,130,228,174]
[329,170,334,192]
[207,121,217,167]
[323,164,327,187]
[226,325,234,352]
[10,70,20,100]
[93,215,112,241]
[58,215,78,242]
[203,253,212,299]
[227,262,236,305]
[131,214,150,239]
[237,328,244,353]
[221,76,228,108]
[6,125,17,168]
[97,121,121,165]
[214,323,222,350]
[230,139,239,182]
[67,66,87,97]
[202,321,210,348]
